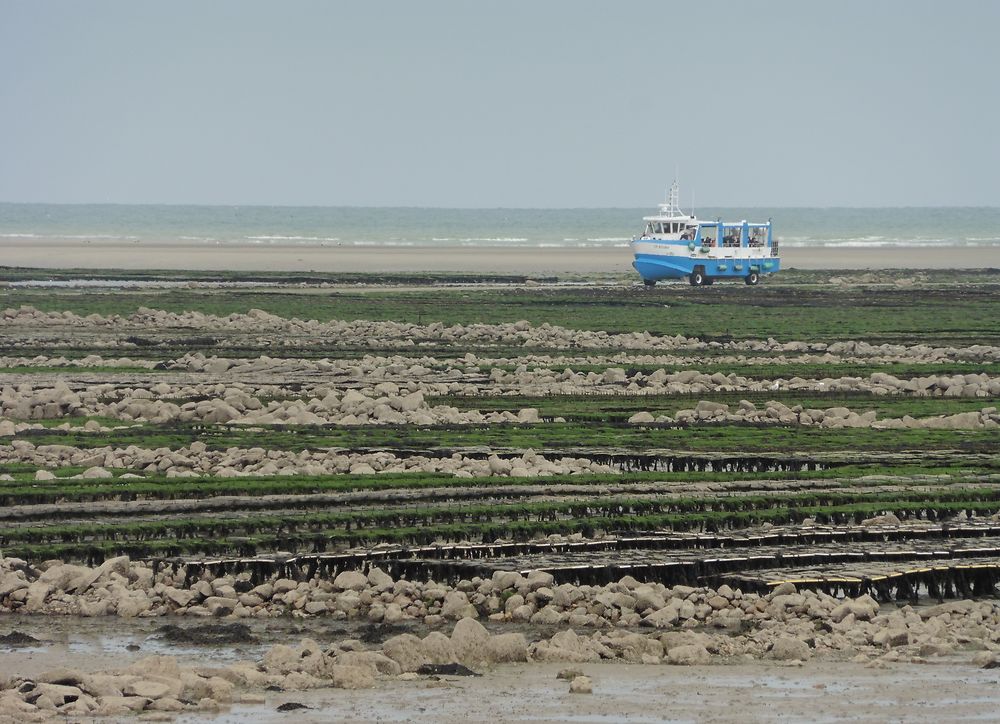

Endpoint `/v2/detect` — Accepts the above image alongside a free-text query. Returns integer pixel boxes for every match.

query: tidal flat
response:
[1,267,999,722]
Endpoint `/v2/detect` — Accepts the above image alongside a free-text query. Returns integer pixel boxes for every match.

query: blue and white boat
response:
[630,181,780,286]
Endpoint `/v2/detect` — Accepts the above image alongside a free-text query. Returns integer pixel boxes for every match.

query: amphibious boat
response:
[630,181,780,286]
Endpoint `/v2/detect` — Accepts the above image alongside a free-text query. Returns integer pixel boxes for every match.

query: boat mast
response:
[662,179,682,217]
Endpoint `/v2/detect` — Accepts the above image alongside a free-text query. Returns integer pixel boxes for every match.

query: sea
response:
[0,204,998,250]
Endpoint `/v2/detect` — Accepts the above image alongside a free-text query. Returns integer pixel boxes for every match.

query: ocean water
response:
[0,203,997,249]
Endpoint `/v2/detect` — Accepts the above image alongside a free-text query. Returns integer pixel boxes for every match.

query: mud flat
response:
[6,630,1000,724]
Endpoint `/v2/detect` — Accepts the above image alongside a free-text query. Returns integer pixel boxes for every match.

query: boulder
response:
[333,570,369,591]
[441,591,477,620]
[367,567,394,589]
[530,629,602,663]
[336,651,402,677]
[123,680,171,699]
[642,604,680,629]
[383,634,430,673]
[628,412,655,424]
[451,617,490,667]
[873,628,910,648]
[486,632,528,663]
[262,644,301,674]
[768,637,812,661]
[329,664,376,689]
[666,644,710,666]
[420,632,456,664]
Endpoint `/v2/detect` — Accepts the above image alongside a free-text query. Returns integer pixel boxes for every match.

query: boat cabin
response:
[694,221,775,250]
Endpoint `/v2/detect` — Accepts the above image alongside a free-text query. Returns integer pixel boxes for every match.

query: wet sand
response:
[0,240,996,274]
[6,630,1000,724]
[4,615,1000,723]
[222,661,1000,724]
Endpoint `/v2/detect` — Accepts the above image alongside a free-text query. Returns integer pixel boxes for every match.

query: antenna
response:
[691,188,695,218]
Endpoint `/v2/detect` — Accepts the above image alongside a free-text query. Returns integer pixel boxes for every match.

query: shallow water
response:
[2,204,998,250]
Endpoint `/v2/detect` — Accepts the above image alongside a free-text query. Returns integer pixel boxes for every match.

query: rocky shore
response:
[3,552,1000,719]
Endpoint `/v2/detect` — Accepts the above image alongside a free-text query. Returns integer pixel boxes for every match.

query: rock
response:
[383,634,430,672]
[873,628,910,648]
[628,412,655,424]
[420,632,456,664]
[769,582,797,597]
[336,651,402,677]
[491,570,523,591]
[441,591,477,620]
[81,466,113,479]
[367,567,394,589]
[451,617,490,666]
[303,600,328,615]
[96,695,149,713]
[123,680,171,699]
[569,675,593,694]
[68,555,131,593]
[203,596,238,616]
[831,596,879,623]
[333,570,369,591]
[36,668,85,687]
[666,644,710,666]
[262,644,301,674]
[28,683,85,706]
[632,585,667,613]
[24,580,51,612]
[329,664,375,689]
[525,570,555,590]
[486,632,528,663]
[642,604,679,628]
[38,563,89,591]
[530,629,602,663]
[163,587,194,608]
[768,637,812,661]
[530,606,563,625]
[129,656,181,680]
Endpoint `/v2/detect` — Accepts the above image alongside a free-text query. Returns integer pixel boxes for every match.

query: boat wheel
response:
[643,279,656,287]
[689,270,706,286]
[745,271,760,286]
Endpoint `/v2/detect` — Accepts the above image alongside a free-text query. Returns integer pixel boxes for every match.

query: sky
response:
[1,1,998,208]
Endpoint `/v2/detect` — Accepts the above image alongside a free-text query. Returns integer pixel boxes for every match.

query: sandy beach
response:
[1,240,997,275]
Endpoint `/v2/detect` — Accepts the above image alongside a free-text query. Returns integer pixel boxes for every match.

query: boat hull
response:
[631,243,780,282]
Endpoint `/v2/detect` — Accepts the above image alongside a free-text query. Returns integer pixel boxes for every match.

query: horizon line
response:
[2,201,999,211]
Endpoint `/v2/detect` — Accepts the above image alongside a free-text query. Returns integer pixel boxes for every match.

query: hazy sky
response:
[2,1,998,207]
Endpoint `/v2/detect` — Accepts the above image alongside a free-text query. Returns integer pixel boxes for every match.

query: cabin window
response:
[748,226,767,246]
[722,226,741,248]
[699,226,717,245]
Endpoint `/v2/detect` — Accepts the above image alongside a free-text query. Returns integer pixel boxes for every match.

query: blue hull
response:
[633,253,781,281]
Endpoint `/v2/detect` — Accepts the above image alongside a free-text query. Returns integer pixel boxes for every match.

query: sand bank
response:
[0,240,996,274]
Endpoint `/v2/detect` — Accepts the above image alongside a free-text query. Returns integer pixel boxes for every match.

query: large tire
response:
[690,270,706,286]
[643,279,656,287]
[745,271,760,286]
